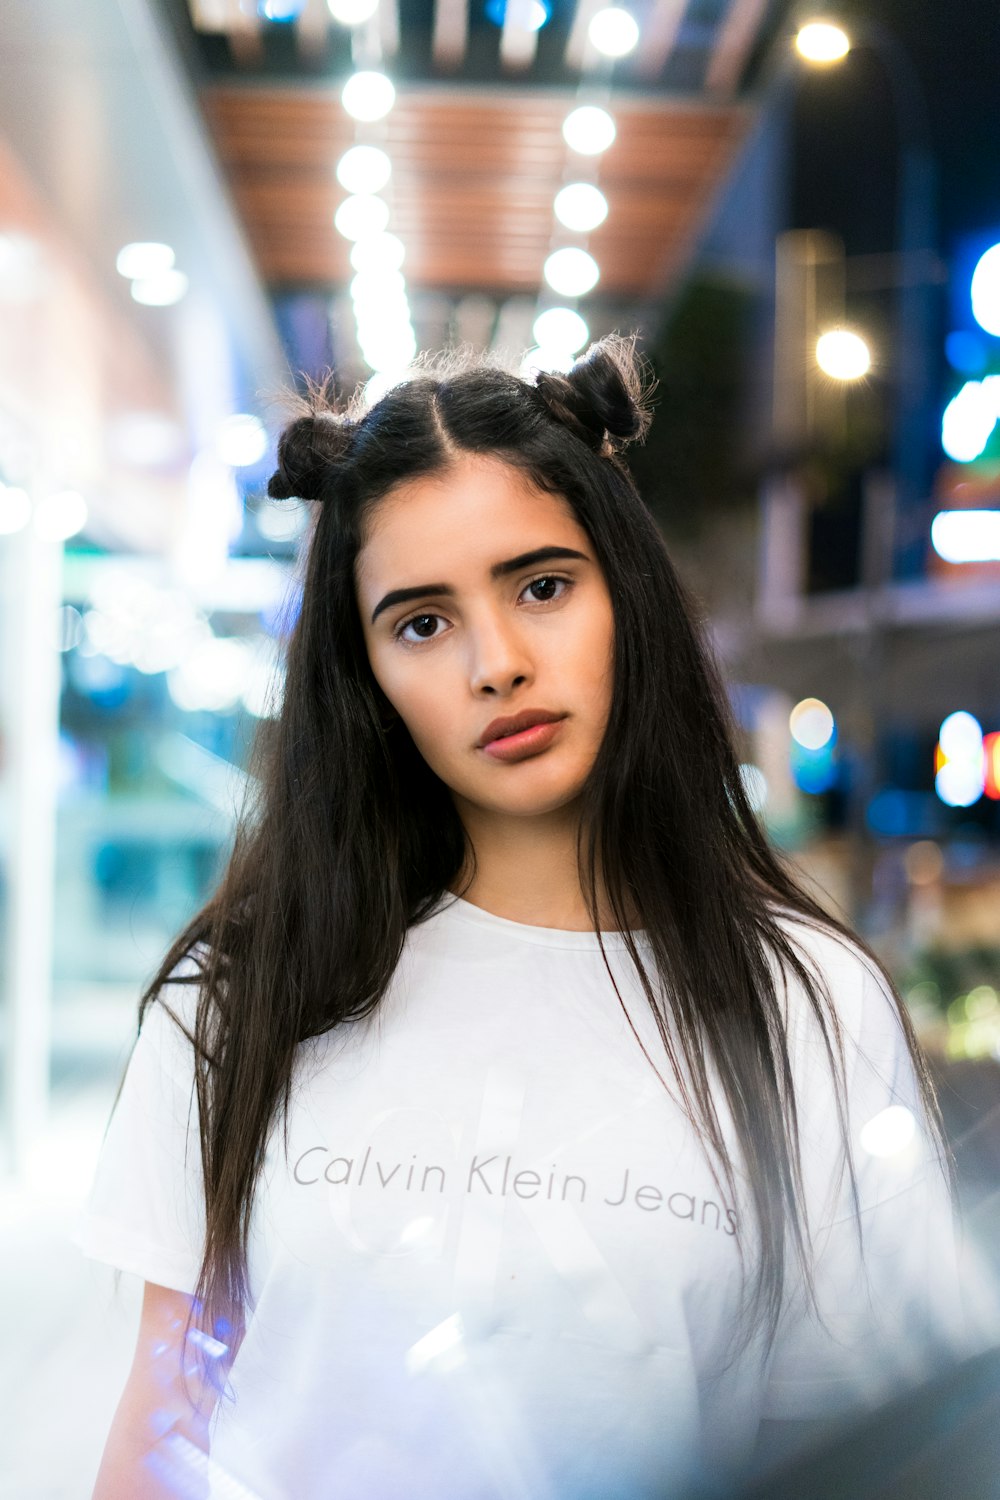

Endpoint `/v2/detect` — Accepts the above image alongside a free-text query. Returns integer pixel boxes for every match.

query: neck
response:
[448,795,624,932]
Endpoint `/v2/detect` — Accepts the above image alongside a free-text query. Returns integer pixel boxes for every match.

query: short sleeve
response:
[69,955,208,1296]
[761,923,982,1422]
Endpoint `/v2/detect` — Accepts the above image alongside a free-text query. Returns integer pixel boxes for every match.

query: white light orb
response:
[504,0,549,29]
[562,105,616,156]
[971,244,1000,336]
[327,0,378,22]
[334,194,390,241]
[349,232,406,273]
[941,380,997,462]
[108,411,185,467]
[859,1105,915,1158]
[521,346,576,377]
[931,509,1000,564]
[533,307,589,353]
[257,499,308,543]
[936,761,984,807]
[336,145,392,196]
[358,317,417,372]
[362,370,411,407]
[939,710,983,762]
[588,6,639,57]
[116,242,175,279]
[0,485,32,534]
[341,71,396,122]
[816,328,870,380]
[34,489,87,542]
[217,414,269,468]
[789,697,835,750]
[795,21,850,63]
[554,183,608,233]
[167,635,254,714]
[130,269,189,306]
[543,247,599,297]
[350,268,408,308]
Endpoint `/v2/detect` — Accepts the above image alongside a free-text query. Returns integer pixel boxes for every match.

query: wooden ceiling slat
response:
[202,85,752,297]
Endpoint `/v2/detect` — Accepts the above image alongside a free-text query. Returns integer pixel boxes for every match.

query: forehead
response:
[355,454,583,585]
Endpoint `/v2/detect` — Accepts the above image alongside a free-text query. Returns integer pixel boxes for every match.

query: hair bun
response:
[534,332,655,456]
[267,411,352,502]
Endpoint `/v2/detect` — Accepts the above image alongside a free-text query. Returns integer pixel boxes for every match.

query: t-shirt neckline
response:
[435,891,645,951]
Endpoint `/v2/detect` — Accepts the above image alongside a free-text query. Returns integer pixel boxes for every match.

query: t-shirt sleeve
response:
[68,954,208,1296]
[760,925,980,1422]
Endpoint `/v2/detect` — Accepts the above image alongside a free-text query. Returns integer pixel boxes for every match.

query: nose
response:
[467,608,533,696]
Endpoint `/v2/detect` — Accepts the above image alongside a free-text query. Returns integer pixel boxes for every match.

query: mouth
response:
[479,710,566,748]
[479,717,567,761]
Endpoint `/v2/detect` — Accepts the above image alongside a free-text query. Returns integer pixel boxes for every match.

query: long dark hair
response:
[133,334,949,1414]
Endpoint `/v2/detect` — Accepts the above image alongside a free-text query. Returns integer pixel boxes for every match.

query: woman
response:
[74,336,967,1500]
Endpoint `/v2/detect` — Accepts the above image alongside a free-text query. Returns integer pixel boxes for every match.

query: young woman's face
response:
[355,452,615,820]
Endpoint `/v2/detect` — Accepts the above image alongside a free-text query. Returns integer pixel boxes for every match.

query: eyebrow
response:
[369,546,592,625]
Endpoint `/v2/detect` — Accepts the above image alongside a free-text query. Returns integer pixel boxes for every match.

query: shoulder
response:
[761,905,921,1114]
[764,904,901,1035]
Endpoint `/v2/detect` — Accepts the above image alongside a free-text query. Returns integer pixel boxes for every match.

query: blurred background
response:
[1,0,998,1493]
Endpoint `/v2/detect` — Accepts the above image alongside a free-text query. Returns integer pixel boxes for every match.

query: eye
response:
[392,574,575,646]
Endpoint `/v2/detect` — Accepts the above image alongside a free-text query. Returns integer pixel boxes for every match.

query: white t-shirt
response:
[71,893,974,1500]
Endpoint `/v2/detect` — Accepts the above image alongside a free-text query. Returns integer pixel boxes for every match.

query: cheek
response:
[578,599,615,708]
[377,660,453,751]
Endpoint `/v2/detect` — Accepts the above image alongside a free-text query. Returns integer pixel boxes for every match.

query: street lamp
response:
[816,328,872,380]
[795,21,849,64]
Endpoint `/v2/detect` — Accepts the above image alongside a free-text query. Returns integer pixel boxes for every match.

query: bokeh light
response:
[130,269,189,306]
[34,489,87,543]
[543,247,599,297]
[562,106,616,156]
[970,242,1000,337]
[350,233,406,273]
[588,6,639,57]
[336,145,392,195]
[216,414,268,468]
[341,71,396,123]
[532,307,589,353]
[789,697,835,750]
[553,183,608,233]
[795,21,850,63]
[334,194,391,241]
[116,242,174,279]
[816,328,870,379]
[931,509,1000,562]
[327,0,378,22]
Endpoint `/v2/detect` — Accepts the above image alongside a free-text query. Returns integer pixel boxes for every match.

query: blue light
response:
[971,242,1000,337]
[865,791,947,838]
[484,0,551,28]
[945,330,989,376]
[790,738,837,795]
[258,0,304,19]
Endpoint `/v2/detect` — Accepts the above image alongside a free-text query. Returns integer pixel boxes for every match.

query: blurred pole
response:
[845,471,897,936]
[871,26,939,583]
[0,520,60,1176]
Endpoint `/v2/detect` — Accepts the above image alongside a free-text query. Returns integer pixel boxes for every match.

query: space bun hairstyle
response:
[267,403,353,503]
[264,333,656,507]
[533,332,654,457]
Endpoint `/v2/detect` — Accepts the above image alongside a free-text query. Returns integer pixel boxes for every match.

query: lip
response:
[481,718,566,761]
[478,709,566,747]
